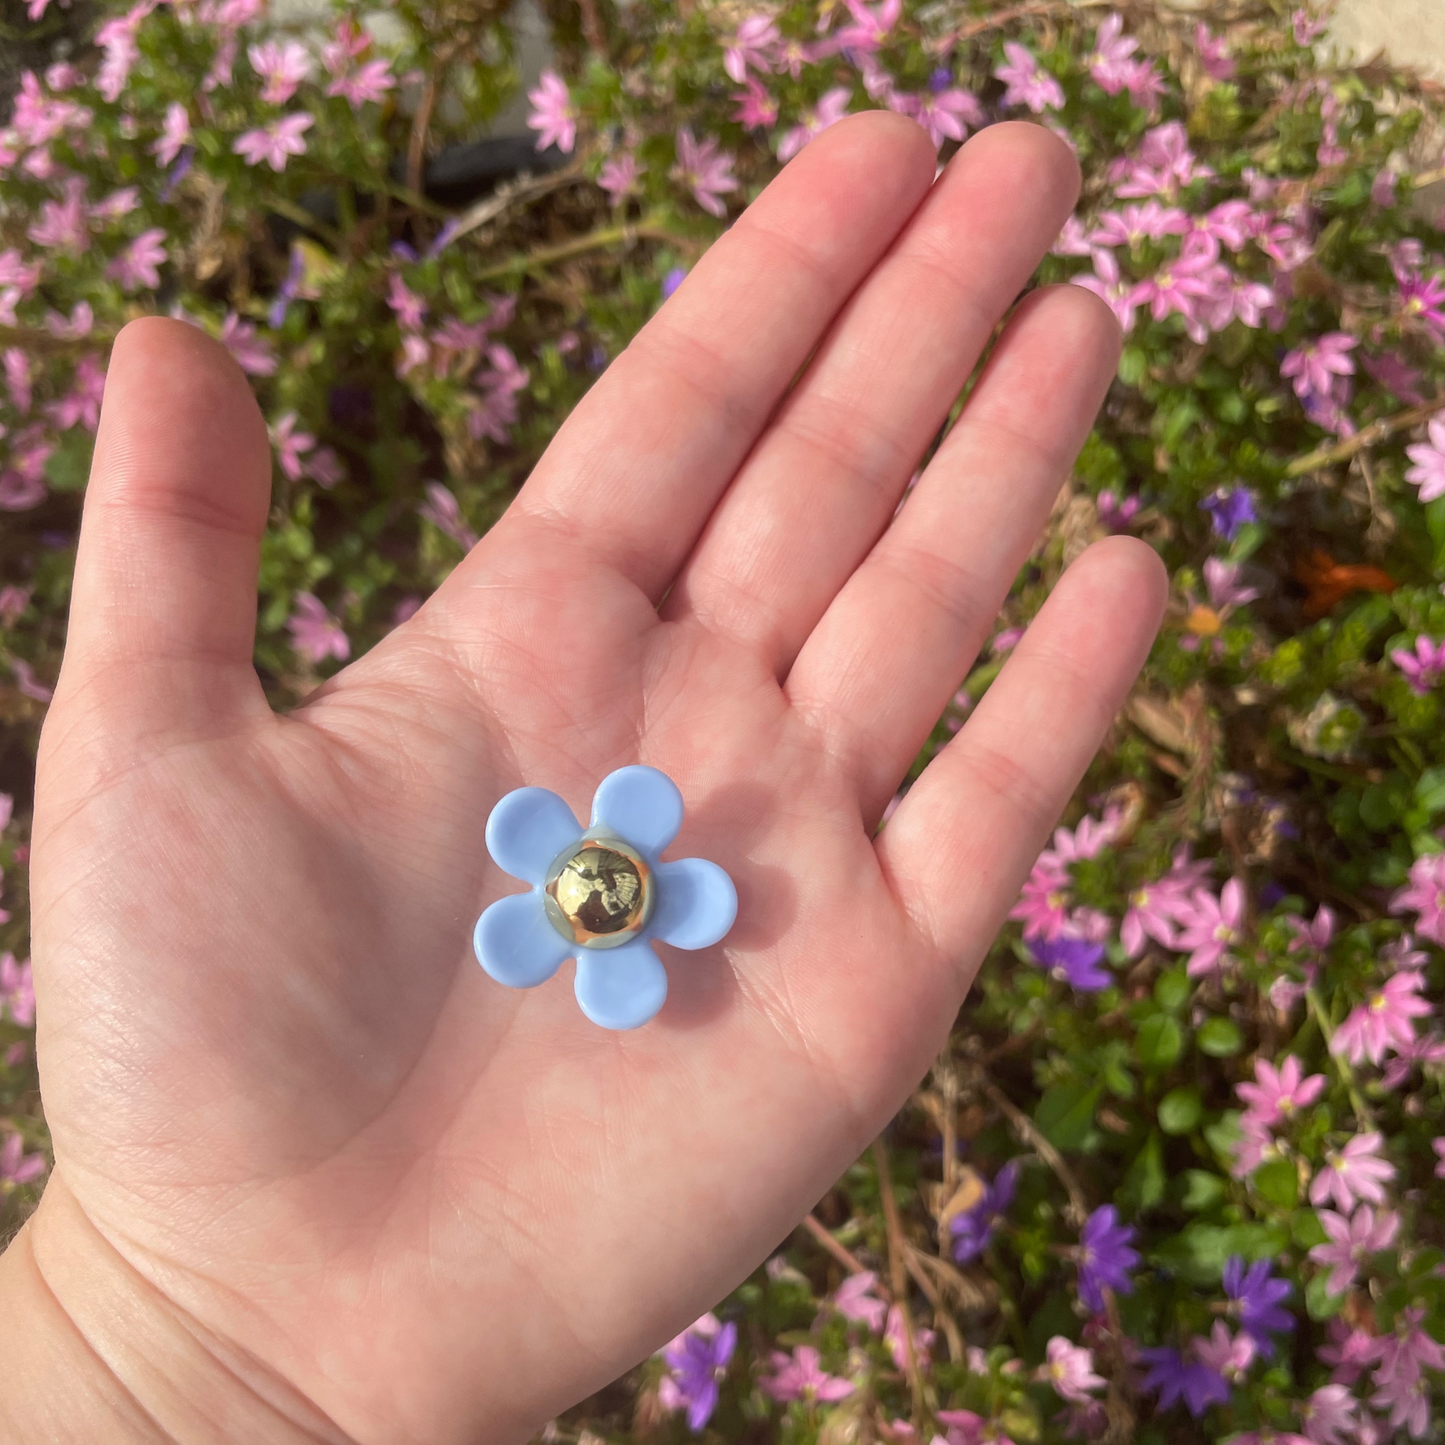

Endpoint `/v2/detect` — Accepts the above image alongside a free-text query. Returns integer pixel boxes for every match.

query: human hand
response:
[13,114,1164,1444]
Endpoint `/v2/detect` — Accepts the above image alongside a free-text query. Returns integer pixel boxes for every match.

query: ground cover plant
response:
[2,0,1445,1441]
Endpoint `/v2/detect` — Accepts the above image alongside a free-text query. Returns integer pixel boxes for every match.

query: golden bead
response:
[543,837,654,949]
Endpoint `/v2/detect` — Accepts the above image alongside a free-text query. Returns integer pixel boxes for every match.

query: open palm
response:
[27,116,1163,1445]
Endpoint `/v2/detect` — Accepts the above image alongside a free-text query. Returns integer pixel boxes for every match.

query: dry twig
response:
[871,1138,928,1423]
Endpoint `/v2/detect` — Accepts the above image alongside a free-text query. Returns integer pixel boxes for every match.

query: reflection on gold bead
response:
[543,837,654,949]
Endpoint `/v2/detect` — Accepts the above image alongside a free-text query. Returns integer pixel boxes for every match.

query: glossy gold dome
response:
[543,837,654,949]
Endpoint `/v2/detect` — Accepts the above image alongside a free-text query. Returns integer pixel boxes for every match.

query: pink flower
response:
[45,353,105,431]
[0,588,30,627]
[1379,1030,1445,1089]
[1192,1321,1255,1381]
[1177,877,1247,977]
[417,481,478,551]
[0,251,42,295]
[305,447,342,488]
[760,1345,854,1403]
[1071,248,1136,332]
[526,70,575,154]
[901,88,985,148]
[777,87,851,162]
[723,15,780,83]
[4,349,32,415]
[106,227,167,291]
[247,39,311,105]
[995,42,1064,113]
[1237,1055,1324,1130]
[1308,1206,1399,1296]
[151,101,190,167]
[885,1305,934,1371]
[218,312,277,376]
[672,128,738,218]
[95,2,155,103]
[1039,1337,1105,1404]
[1111,121,1213,199]
[1404,417,1445,505]
[831,1271,886,1333]
[1391,635,1445,695]
[0,1132,44,1187]
[9,658,51,700]
[46,301,92,338]
[233,113,313,171]
[732,78,779,129]
[328,58,394,109]
[1309,1132,1395,1212]
[1009,854,1072,941]
[1087,14,1138,93]
[1288,905,1334,955]
[1280,333,1357,403]
[1119,870,1197,956]
[1319,1321,1378,1385]
[0,953,34,1026]
[1204,557,1259,611]
[320,15,370,72]
[287,593,349,665]
[387,273,428,332]
[598,153,639,204]
[1089,202,1189,246]
[465,343,528,444]
[27,176,89,253]
[1292,8,1328,44]
[1369,1308,1445,1439]
[1332,969,1433,1064]
[270,412,315,481]
[1131,234,1229,329]
[1196,24,1235,80]
[1297,1383,1356,1445]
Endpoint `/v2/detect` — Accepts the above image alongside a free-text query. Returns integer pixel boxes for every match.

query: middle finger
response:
[660,122,1080,677]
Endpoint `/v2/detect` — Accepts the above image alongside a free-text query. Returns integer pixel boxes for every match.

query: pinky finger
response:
[876,537,1166,980]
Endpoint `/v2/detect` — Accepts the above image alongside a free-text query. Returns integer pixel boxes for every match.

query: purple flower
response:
[950,1159,1020,1264]
[1223,1256,1294,1354]
[1138,1347,1230,1418]
[1029,934,1112,991]
[659,1314,736,1431]
[1201,487,1257,541]
[1077,1205,1138,1311]
[525,69,575,153]
[672,128,739,219]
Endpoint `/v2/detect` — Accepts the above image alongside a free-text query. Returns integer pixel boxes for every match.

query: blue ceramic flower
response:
[473,766,737,1030]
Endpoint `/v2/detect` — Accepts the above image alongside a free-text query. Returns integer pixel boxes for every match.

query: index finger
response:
[490,111,938,601]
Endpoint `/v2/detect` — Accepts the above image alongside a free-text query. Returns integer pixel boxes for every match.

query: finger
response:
[787,285,1122,822]
[662,122,1080,674]
[59,318,272,730]
[877,537,1166,973]
[492,112,937,600]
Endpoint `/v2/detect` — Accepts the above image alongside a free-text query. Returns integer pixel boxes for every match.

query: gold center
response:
[543,838,654,949]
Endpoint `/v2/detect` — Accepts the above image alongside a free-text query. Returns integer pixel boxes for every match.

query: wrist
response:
[0,1171,355,1445]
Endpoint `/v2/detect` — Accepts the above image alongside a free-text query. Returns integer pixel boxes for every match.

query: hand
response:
[16,115,1163,1445]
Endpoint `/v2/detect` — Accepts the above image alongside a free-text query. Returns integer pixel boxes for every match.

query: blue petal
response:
[573,939,667,1030]
[486,787,581,884]
[651,858,737,949]
[589,765,683,858]
[474,891,572,988]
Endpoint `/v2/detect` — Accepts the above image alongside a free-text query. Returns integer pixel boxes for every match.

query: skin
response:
[0,114,1165,1444]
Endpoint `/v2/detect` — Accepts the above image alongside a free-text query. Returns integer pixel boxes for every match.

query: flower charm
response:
[473,766,737,1029]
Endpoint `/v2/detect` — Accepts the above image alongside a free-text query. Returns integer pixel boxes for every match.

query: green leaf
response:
[1198,1018,1243,1057]
[1306,1271,1346,1321]
[1253,1158,1299,1209]
[1292,1210,1328,1249]
[1415,766,1445,817]
[1118,346,1148,386]
[1034,1082,1102,1152]
[44,430,94,492]
[1135,1013,1184,1070]
[1153,969,1189,1012]
[1158,1086,1202,1135]
[1180,1170,1226,1212]
[1121,1131,1166,1211]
